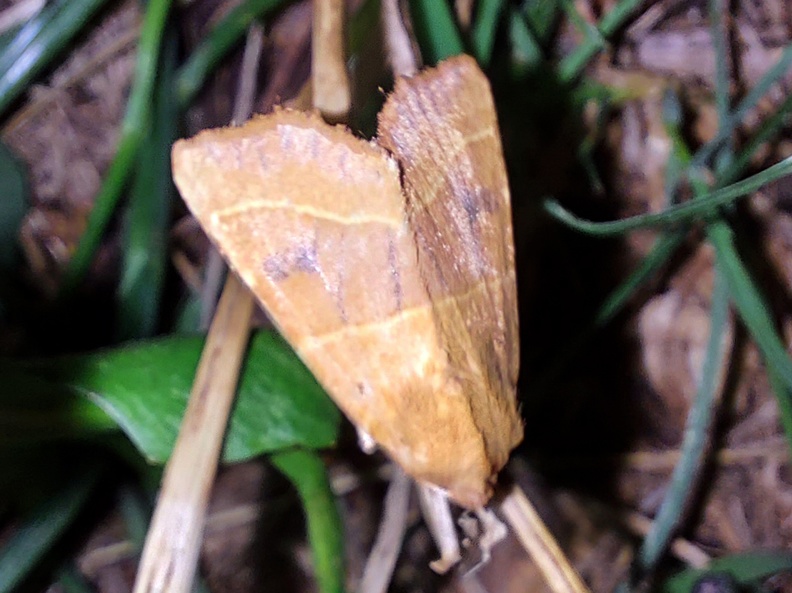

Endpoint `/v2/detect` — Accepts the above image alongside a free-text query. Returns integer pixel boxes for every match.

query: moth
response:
[172,55,522,510]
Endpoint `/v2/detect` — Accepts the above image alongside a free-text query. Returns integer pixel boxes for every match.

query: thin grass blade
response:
[0,463,101,593]
[558,0,643,81]
[637,270,730,574]
[117,28,179,340]
[175,0,289,107]
[0,0,110,116]
[543,154,792,236]
[59,0,174,297]
[691,43,792,171]
[706,220,792,444]
[408,0,464,64]
[471,0,505,66]
[509,9,543,71]
[271,449,345,593]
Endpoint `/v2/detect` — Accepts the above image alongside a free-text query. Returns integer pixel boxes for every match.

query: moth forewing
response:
[171,56,522,510]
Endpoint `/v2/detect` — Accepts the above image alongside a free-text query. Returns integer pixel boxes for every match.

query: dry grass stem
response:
[312,0,350,121]
[358,467,412,593]
[382,0,419,78]
[199,24,265,328]
[623,441,789,469]
[131,272,256,593]
[232,24,265,124]
[619,507,711,568]
[454,0,474,30]
[498,484,592,593]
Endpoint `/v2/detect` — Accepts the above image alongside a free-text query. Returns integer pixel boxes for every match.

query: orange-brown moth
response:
[172,55,522,509]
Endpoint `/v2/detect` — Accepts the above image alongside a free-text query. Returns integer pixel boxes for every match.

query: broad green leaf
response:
[662,551,792,593]
[21,331,339,462]
[0,364,116,445]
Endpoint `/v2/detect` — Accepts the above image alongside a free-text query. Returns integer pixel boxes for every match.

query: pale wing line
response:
[207,127,495,227]
[412,125,497,211]
[210,198,402,229]
[296,270,515,352]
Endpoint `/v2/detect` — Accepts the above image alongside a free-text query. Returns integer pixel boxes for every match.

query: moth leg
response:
[475,507,508,560]
[457,507,508,574]
[417,484,461,573]
[356,427,377,454]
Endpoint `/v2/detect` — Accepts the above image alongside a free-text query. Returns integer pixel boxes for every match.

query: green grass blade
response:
[691,43,792,171]
[0,140,28,276]
[348,0,381,56]
[558,0,643,81]
[59,0,174,298]
[662,551,792,593]
[118,483,151,547]
[706,220,792,445]
[709,0,733,174]
[632,5,736,579]
[0,0,110,116]
[768,369,792,457]
[0,1,53,77]
[521,0,558,45]
[59,135,140,296]
[271,449,345,593]
[597,0,643,35]
[543,154,792,236]
[57,564,95,593]
[175,0,290,107]
[408,0,464,64]
[533,91,691,400]
[117,29,179,340]
[705,72,792,427]
[508,8,543,71]
[0,463,101,593]
[557,0,605,81]
[637,269,730,573]
[722,90,792,186]
[471,0,505,66]
[592,233,685,327]
[660,90,692,200]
